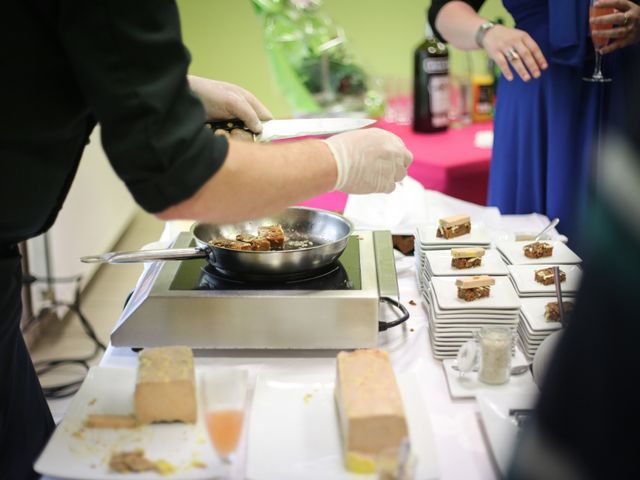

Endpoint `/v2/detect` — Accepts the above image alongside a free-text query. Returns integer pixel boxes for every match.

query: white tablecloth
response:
[91,253,497,480]
[42,186,558,480]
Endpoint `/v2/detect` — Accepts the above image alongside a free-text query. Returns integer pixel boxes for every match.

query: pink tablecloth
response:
[298,121,493,212]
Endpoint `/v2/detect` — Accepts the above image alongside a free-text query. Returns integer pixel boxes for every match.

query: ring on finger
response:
[505,47,520,62]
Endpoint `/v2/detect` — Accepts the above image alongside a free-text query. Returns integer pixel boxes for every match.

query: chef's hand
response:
[591,0,640,55]
[323,128,413,194]
[481,24,548,81]
[187,76,273,133]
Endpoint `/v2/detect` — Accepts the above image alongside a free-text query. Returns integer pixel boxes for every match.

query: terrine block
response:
[544,301,575,321]
[451,247,485,269]
[436,215,471,239]
[534,267,566,286]
[455,275,495,302]
[523,241,553,259]
[335,349,409,474]
[134,346,197,424]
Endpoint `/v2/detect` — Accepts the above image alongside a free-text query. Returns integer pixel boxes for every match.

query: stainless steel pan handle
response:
[81,247,209,264]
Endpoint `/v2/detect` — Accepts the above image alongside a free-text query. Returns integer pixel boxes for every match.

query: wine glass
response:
[201,368,249,478]
[584,0,614,82]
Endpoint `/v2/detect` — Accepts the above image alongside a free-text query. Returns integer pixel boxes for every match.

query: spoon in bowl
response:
[534,217,560,241]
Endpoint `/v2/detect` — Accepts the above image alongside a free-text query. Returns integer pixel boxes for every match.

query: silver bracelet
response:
[475,21,496,48]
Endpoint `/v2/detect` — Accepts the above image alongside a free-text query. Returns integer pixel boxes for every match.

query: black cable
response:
[24,274,106,398]
[378,296,410,332]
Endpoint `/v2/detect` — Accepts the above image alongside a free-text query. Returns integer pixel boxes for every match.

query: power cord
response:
[23,274,106,399]
[378,297,410,332]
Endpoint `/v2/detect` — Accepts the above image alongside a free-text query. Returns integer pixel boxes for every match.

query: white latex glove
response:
[323,128,413,194]
[187,76,273,133]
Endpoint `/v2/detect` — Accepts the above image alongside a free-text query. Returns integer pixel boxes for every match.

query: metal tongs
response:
[553,266,569,328]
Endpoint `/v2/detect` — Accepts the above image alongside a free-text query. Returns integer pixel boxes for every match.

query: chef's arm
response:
[56,0,411,223]
[156,139,335,223]
[158,125,412,223]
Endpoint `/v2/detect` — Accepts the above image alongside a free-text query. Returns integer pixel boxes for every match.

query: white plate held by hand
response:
[476,391,539,477]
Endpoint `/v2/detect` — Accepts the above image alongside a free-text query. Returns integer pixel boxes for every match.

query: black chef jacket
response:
[1,0,229,244]
[1,2,229,478]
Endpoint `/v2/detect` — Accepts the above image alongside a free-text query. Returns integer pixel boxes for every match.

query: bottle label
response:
[423,58,448,75]
[428,75,450,128]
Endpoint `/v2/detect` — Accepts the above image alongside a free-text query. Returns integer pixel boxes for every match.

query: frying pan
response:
[81,207,353,278]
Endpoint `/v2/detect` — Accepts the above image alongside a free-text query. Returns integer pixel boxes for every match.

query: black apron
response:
[0,244,55,480]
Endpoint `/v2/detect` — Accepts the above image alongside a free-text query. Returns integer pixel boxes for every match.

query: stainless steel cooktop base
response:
[110,230,398,349]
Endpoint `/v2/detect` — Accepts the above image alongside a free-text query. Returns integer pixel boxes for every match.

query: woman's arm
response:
[433,1,548,82]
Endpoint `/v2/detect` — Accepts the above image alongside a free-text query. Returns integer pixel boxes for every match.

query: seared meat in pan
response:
[211,224,286,251]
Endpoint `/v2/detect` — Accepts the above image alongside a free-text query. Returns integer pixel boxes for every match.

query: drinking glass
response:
[384,76,412,125]
[201,368,249,477]
[584,0,614,82]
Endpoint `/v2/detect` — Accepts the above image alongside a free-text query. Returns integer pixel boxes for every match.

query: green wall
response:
[177,0,511,117]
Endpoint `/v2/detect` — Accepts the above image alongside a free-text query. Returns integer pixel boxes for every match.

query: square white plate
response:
[417,223,491,248]
[431,277,521,311]
[425,249,508,277]
[442,350,537,400]
[507,264,582,295]
[425,287,517,316]
[476,391,539,477]
[520,297,571,332]
[496,241,581,265]
[246,370,439,480]
[35,367,224,480]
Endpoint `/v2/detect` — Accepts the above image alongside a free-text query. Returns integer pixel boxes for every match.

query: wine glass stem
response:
[594,50,603,78]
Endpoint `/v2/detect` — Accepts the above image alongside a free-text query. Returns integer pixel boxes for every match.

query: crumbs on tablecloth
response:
[409,300,416,306]
[303,393,313,404]
[88,398,97,406]
[190,460,207,469]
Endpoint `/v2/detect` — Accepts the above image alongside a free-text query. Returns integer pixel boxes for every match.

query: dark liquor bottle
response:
[413,13,450,133]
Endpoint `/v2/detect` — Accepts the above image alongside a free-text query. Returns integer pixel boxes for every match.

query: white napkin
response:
[343,176,502,235]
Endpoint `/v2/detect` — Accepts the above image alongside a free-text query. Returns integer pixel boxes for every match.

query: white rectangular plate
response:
[496,241,581,265]
[246,370,439,480]
[431,277,521,311]
[35,367,224,480]
[417,223,491,248]
[425,249,508,277]
[507,264,582,294]
[476,391,539,477]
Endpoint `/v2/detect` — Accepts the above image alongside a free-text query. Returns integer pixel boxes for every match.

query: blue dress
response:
[488,0,630,250]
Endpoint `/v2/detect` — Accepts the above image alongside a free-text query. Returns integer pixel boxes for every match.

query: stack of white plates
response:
[518,297,568,359]
[507,264,582,298]
[422,276,521,359]
[415,223,491,290]
[495,240,582,266]
[422,249,508,284]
